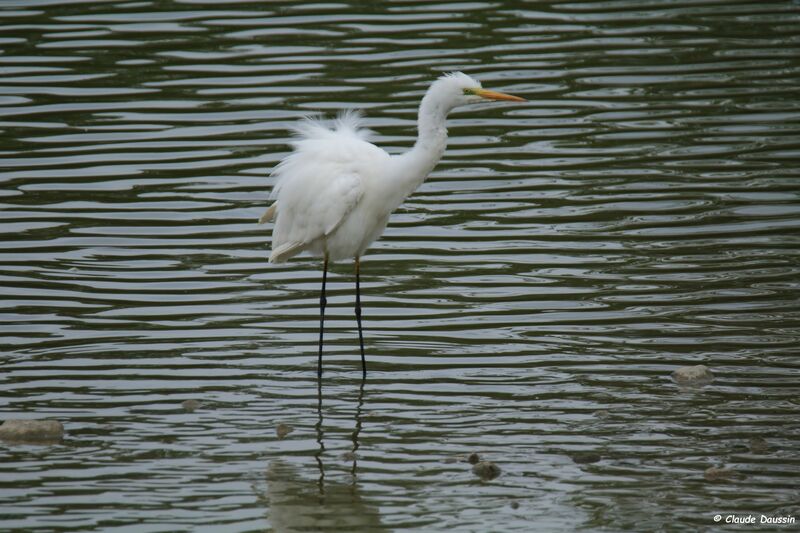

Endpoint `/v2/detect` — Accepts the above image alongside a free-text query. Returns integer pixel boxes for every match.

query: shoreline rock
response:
[672,364,714,386]
[0,419,64,445]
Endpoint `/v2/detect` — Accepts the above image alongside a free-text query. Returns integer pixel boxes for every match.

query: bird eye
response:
[463,88,473,95]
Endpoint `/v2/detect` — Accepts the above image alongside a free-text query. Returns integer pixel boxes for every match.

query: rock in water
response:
[672,364,714,385]
[749,437,769,454]
[276,423,293,440]
[570,452,601,464]
[472,461,501,481]
[181,399,201,413]
[0,419,64,445]
[704,466,736,482]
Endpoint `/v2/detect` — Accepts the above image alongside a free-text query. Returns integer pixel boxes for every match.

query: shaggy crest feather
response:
[439,71,481,87]
[288,109,371,146]
[269,110,373,201]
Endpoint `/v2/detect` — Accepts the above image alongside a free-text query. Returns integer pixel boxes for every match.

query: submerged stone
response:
[181,399,201,413]
[0,419,64,445]
[276,423,293,440]
[445,452,482,464]
[672,364,714,385]
[704,466,737,482]
[472,461,501,481]
[749,437,769,454]
[570,452,602,464]
[340,451,356,462]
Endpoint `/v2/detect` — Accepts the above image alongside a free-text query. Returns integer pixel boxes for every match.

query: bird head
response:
[433,71,526,109]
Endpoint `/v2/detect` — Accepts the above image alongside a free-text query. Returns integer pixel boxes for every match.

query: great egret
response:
[260,72,525,378]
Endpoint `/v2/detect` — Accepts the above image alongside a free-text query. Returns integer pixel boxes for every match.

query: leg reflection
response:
[315,376,325,496]
[350,377,366,482]
[264,380,381,531]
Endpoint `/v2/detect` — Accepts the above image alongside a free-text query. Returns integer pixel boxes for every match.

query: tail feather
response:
[269,241,306,264]
[259,202,277,224]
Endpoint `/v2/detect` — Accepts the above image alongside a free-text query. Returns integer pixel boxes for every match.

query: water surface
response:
[1,1,799,531]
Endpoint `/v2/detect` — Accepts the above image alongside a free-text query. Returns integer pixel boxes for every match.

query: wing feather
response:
[266,111,383,263]
[269,173,362,263]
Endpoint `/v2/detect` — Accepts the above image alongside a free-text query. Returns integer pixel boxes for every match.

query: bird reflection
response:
[350,379,365,482]
[314,377,326,495]
[264,378,379,532]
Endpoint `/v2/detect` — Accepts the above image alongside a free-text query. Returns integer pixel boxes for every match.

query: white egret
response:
[260,72,525,378]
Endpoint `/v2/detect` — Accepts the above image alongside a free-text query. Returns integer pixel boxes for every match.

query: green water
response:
[1,1,799,531]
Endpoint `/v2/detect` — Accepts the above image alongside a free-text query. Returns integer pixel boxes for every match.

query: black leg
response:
[355,257,366,378]
[318,255,328,378]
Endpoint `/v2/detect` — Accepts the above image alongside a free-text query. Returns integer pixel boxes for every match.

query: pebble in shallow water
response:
[672,364,714,386]
[704,466,737,482]
[472,461,501,481]
[749,437,769,454]
[276,423,293,440]
[0,420,64,445]
[444,452,482,464]
[570,452,602,464]
[181,399,201,413]
[340,451,356,462]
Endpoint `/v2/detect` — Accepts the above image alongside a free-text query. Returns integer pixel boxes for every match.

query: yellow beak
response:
[473,88,526,102]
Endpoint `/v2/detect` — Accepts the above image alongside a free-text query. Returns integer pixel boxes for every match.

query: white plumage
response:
[259,71,525,377]
[263,110,389,263]
[262,72,524,265]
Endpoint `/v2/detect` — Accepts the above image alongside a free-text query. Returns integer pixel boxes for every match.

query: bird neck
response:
[410,89,450,173]
[390,90,450,199]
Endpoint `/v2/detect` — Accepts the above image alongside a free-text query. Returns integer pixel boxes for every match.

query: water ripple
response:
[1,0,799,531]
